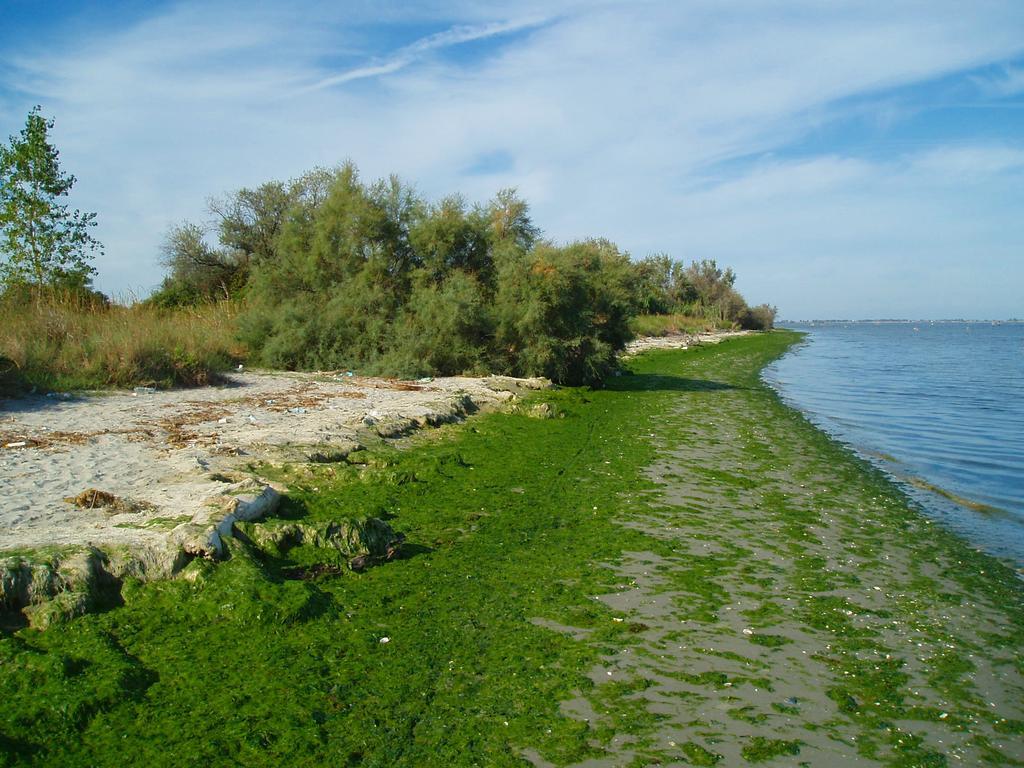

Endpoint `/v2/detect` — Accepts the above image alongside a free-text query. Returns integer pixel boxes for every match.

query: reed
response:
[0,292,243,394]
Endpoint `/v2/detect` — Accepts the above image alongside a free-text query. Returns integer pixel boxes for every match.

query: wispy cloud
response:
[973,65,1024,98]
[300,17,549,92]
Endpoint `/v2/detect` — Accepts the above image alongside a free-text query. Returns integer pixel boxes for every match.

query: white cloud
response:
[911,145,1024,177]
[660,148,1024,319]
[973,65,1024,98]
[300,18,550,92]
[1,0,1022,317]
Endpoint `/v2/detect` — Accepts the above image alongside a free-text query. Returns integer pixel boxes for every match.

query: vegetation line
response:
[2,107,774,396]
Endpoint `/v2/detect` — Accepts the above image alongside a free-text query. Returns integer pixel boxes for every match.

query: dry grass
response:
[0,296,244,395]
[1,426,154,450]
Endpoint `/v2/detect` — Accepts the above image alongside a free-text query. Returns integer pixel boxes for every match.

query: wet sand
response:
[545,341,1024,766]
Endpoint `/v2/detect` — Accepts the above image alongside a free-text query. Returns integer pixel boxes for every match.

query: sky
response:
[1,0,1022,320]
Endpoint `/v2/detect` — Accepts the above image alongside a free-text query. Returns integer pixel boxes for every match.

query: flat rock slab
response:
[0,370,547,558]
[622,330,750,357]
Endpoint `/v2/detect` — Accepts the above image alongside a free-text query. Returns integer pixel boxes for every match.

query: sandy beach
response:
[0,369,547,567]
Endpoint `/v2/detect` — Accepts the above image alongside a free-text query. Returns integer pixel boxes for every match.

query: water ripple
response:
[765,322,1024,565]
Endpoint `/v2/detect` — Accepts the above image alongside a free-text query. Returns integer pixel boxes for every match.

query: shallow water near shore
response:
[764,321,1024,566]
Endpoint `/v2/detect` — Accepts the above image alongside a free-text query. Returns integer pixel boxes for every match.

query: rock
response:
[349,554,373,572]
[170,483,282,559]
[1,547,126,629]
[483,375,553,393]
[23,590,90,630]
[527,403,554,419]
[239,516,404,572]
[373,416,416,439]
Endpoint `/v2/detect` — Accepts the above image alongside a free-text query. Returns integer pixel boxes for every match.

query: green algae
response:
[740,736,802,762]
[1,333,1022,766]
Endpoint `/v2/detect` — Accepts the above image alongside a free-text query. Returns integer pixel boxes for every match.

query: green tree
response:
[0,106,102,289]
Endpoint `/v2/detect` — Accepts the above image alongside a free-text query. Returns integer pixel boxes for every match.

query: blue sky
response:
[1,0,1022,319]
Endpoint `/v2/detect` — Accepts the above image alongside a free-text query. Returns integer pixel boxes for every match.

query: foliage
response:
[492,239,635,384]
[153,168,336,306]
[629,312,712,337]
[0,293,242,392]
[148,222,245,306]
[238,164,634,385]
[738,303,778,331]
[627,256,774,330]
[630,254,696,315]
[152,160,774,381]
[0,107,102,290]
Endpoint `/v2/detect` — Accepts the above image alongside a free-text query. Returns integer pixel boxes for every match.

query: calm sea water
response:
[763,322,1024,566]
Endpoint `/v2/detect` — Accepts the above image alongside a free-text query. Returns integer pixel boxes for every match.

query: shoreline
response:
[763,323,1024,570]
[1,332,1022,764]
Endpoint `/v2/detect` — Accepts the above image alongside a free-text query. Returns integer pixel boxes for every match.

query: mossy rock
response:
[237,516,401,560]
[23,590,91,630]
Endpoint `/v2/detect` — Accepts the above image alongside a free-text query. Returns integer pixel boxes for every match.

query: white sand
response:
[622,330,750,357]
[0,370,546,558]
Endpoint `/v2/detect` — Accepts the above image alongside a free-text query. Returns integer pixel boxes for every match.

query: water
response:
[763,322,1024,566]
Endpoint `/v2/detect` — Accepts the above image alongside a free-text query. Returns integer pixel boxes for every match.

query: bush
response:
[238,167,635,385]
[629,313,712,337]
[381,271,492,377]
[157,162,775,385]
[0,354,24,396]
[493,240,634,385]
[738,303,777,331]
[627,257,775,330]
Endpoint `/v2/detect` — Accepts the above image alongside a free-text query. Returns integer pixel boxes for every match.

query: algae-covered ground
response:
[2,333,1023,766]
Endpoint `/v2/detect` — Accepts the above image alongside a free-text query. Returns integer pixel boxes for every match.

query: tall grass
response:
[629,313,717,337]
[0,294,243,394]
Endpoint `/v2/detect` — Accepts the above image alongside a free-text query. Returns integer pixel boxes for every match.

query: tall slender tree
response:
[0,106,102,289]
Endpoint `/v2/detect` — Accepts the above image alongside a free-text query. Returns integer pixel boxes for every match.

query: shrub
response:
[629,313,712,337]
[238,167,635,385]
[493,239,634,385]
[738,303,777,331]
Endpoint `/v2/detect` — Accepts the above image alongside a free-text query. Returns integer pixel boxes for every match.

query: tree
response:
[0,106,102,289]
